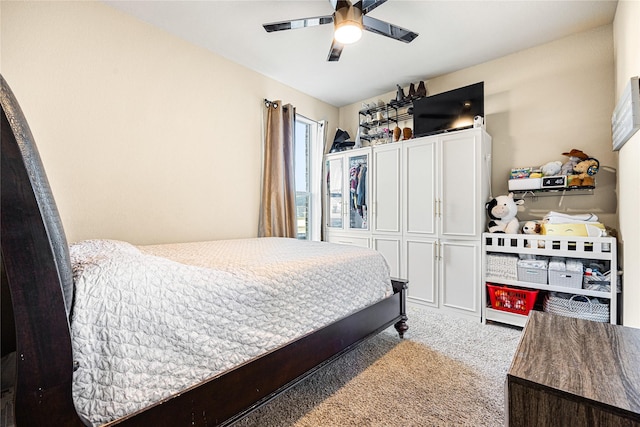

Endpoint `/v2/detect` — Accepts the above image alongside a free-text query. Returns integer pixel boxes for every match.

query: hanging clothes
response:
[356,165,367,211]
[350,164,361,210]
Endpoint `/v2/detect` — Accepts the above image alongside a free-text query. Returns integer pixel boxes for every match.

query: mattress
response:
[69,238,392,425]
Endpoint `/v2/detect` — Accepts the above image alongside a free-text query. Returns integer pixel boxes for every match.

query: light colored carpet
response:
[236,305,523,426]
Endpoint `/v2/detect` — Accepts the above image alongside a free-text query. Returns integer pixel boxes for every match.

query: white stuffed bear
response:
[540,161,563,176]
[485,193,523,234]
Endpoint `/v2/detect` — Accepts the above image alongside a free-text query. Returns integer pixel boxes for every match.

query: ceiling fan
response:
[262,0,419,62]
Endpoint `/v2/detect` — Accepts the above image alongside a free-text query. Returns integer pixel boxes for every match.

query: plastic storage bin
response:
[517,259,548,284]
[548,259,583,288]
[487,284,539,315]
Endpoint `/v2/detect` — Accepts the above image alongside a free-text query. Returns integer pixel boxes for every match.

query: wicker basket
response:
[543,292,609,322]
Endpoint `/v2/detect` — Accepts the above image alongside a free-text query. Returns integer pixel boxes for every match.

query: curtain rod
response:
[264,98,288,111]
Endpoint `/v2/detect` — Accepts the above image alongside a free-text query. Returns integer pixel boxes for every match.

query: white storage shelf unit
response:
[481,233,618,327]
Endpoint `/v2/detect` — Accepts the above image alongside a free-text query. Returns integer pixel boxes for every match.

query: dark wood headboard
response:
[1,258,16,357]
[1,75,85,425]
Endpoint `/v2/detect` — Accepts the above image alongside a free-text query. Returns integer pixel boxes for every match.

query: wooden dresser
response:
[507,311,640,426]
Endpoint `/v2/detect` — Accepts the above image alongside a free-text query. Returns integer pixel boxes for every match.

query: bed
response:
[0,74,408,426]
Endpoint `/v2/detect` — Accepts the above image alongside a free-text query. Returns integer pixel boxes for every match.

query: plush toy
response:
[570,158,599,187]
[540,161,562,177]
[522,220,545,248]
[486,193,524,234]
[561,149,589,175]
[522,221,541,234]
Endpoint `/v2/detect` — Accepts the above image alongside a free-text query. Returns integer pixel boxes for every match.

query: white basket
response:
[583,275,611,292]
[548,269,583,288]
[486,254,518,280]
[548,259,583,288]
[583,272,621,293]
[543,292,609,322]
[517,265,548,284]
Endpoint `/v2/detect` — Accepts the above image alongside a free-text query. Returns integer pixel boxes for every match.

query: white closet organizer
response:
[482,233,618,327]
[323,128,492,320]
[324,147,372,248]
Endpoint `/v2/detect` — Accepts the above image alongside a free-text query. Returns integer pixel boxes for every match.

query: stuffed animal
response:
[522,221,541,234]
[561,149,589,175]
[522,220,545,248]
[485,193,524,234]
[571,158,599,187]
[540,161,562,177]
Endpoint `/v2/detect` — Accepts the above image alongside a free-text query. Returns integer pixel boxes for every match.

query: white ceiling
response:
[103,0,618,107]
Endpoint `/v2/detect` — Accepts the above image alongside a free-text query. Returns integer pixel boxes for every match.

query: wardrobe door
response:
[404,238,438,307]
[345,151,370,231]
[440,240,480,316]
[403,137,437,237]
[439,131,479,238]
[371,144,402,234]
[373,236,401,279]
[325,155,344,231]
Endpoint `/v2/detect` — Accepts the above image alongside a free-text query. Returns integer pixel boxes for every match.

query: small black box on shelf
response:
[541,175,567,189]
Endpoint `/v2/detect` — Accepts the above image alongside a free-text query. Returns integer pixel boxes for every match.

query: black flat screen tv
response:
[413,82,484,138]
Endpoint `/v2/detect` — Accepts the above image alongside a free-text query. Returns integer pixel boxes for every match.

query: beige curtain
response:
[258,100,297,238]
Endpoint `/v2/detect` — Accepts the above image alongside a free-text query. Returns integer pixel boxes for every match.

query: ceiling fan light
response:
[333,5,363,45]
[334,21,362,44]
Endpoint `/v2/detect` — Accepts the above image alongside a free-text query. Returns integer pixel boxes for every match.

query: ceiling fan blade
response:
[353,0,388,14]
[263,15,333,32]
[327,40,344,62]
[362,15,418,43]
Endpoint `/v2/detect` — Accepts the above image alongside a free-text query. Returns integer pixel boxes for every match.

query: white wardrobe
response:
[324,127,492,320]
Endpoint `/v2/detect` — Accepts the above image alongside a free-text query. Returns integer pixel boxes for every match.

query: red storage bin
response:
[487,284,539,315]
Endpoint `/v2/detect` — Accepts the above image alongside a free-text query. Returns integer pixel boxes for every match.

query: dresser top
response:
[509,311,640,415]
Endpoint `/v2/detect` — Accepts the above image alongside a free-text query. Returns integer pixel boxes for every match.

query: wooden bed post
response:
[391,278,409,338]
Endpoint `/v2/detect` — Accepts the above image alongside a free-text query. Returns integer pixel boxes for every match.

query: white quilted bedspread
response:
[69,238,391,425]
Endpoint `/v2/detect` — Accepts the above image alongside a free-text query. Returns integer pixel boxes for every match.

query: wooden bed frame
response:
[0,75,408,426]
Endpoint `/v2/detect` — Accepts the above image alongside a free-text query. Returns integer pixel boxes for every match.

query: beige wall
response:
[340,24,640,326]
[1,1,338,245]
[340,25,617,228]
[614,0,640,328]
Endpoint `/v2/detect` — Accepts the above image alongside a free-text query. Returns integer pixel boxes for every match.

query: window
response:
[294,115,321,240]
